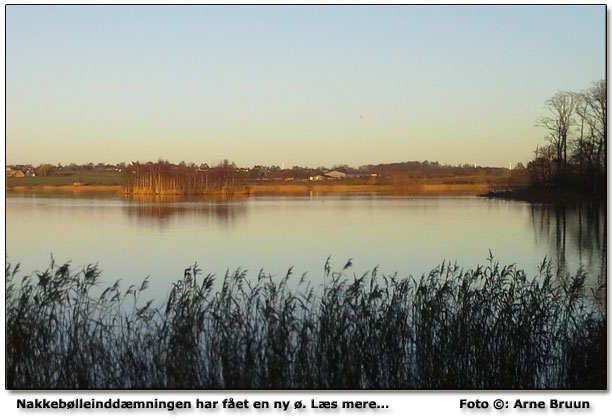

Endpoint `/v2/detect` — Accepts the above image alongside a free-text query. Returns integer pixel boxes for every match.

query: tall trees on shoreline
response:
[529,80,606,193]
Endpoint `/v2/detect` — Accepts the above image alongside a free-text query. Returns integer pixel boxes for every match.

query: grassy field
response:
[6,171,123,187]
[6,257,605,390]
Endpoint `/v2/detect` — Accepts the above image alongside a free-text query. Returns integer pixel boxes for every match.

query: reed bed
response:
[123,161,242,195]
[5,256,606,390]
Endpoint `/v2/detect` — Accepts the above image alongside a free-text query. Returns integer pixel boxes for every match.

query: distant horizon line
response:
[5,159,519,170]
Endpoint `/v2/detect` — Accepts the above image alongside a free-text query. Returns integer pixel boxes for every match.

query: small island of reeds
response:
[5,257,605,390]
[123,160,246,195]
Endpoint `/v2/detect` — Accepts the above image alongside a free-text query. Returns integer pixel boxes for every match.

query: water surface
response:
[6,191,606,301]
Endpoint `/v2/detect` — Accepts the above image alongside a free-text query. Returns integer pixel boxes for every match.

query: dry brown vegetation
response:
[124,161,244,195]
[6,256,605,390]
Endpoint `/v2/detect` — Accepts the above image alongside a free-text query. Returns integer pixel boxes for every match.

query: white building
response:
[324,171,346,179]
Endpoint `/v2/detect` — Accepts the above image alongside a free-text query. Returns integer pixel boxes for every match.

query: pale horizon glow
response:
[5,5,605,168]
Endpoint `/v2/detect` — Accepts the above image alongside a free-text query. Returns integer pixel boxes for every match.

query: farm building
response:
[324,171,346,179]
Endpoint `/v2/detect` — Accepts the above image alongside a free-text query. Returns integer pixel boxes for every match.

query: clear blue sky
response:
[5,5,605,168]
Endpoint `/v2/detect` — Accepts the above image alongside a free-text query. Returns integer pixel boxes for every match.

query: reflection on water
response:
[529,201,606,288]
[5,193,606,302]
[5,189,123,201]
[123,195,247,229]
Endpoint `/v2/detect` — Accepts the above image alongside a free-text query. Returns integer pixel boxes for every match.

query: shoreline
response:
[480,186,606,203]
[6,182,494,196]
[6,185,124,193]
[247,182,492,194]
[9,183,604,203]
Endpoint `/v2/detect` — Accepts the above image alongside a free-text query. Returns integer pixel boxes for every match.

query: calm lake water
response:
[5,191,606,301]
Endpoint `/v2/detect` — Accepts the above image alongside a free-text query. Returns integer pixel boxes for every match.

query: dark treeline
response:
[362,161,511,186]
[6,257,605,390]
[251,161,509,180]
[528,80,606,194]
[6,162,125,177]
[361,161,507,176]
[123,160,243,195]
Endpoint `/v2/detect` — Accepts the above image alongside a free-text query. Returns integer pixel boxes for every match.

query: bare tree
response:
[531,80,605,193]
[584,80,606,173]
[36,163,55,177]
[573,92,593,177]
[538,91,577,174]
[528,144,556,186]
[124,160,243,195]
